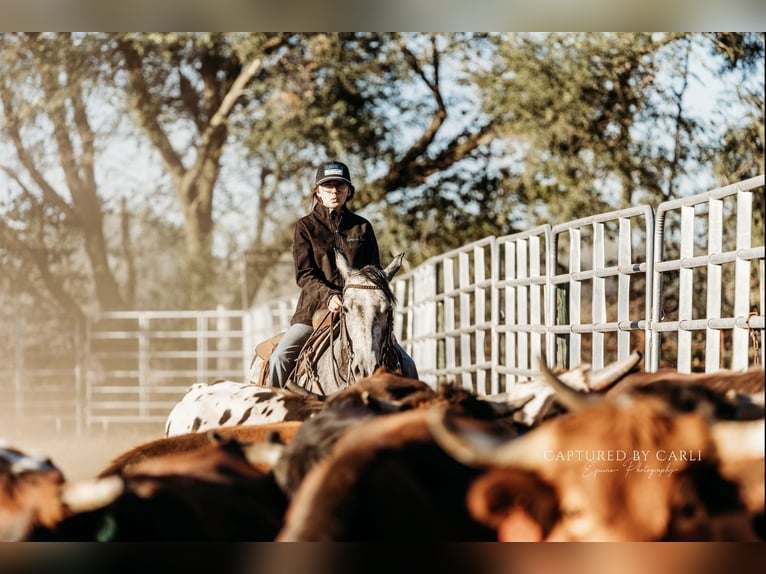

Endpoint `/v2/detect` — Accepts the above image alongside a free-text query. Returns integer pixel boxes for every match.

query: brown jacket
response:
[290,203,380,326]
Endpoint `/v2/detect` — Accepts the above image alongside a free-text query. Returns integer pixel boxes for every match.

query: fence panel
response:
[494,226,552,390]
[84,308,247,431]
[0,316,82,433]
[650,175,765,372]
[549,205,655,371]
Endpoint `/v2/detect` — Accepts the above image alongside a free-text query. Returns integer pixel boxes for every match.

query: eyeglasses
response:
[319,181,349,191]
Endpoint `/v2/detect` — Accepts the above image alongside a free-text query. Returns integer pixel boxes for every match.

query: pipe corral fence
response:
[1,175,763,432]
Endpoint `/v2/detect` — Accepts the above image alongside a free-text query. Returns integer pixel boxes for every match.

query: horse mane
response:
[349,265,397,305]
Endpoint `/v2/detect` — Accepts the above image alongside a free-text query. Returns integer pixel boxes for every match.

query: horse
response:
[285,250,405,396]
[163,251,406,436]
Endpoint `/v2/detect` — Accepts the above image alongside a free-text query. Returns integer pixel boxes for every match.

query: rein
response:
[293,278,400,396]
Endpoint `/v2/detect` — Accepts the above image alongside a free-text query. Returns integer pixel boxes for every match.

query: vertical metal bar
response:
[544,225,556,369]
[138,313,149,417]
[459,251,472,389]
[242,309,254,376]
[489,239,501,394]
[74,324,83,435]
[413,264,437,385]
[592,221,606,369]
[732,190,753,370]
[517,238,529,373]
[474,244,487,393]
[617,217,632,359]
[643,208,655,372]
[444,258,456,380]
[705,198,723,371]
[678,204,695,373]
[505,240,518,381]
[197,313,206,380]
[568,228,582,367]
[529,234,542,369]
[14,316,25,417]
[649,209,666,372]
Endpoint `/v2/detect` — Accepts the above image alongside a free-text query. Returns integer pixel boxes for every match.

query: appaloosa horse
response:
[163,251,407,436]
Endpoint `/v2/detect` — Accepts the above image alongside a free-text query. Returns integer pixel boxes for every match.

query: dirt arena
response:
[2,422,163,481]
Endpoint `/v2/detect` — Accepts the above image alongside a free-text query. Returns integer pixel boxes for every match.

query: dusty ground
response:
[2,423,163,482]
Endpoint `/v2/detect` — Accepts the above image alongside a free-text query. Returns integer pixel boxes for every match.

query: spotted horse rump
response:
[164,379,323,437]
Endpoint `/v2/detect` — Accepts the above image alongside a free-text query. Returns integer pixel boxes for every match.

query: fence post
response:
[732,189,754,370]
[14,316,25,417]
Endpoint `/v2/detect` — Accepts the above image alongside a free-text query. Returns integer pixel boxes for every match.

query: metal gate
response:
[83,307,247,430]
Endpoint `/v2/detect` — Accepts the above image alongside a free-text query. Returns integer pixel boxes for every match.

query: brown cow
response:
[9,436,288,541]
[1,442,68,541]
[276,409,526,541]
[98,421,302,477]
[606,366,765,396]
[271,368,532,497]
[602,367,765,421]
[428,359,765,541]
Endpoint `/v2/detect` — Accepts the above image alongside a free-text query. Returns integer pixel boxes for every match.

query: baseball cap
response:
[315,161,352,187]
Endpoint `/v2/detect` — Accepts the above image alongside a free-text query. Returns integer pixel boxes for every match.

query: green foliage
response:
[0,32,763,325]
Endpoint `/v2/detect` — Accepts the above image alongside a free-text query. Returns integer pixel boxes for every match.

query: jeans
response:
[268,323,314,388]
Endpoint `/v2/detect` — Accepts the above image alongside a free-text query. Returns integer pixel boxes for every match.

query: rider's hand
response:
[328,294,343,313]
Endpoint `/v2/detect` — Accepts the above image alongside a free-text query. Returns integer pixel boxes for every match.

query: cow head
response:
[428,357,764,541]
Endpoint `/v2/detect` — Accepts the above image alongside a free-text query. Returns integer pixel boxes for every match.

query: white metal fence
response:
[82,308,247,430]
[394,176,763,392]
[246,175,764,395]
[2,175,763,430]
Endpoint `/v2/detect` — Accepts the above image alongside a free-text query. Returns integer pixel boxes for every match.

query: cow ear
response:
[335,249,353,281]
[383,253,405,282]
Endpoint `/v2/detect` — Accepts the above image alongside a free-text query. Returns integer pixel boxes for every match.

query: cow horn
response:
[477,392,536,416]
[242,442,284,469]
[536,352,595,413]
[586,351,642,391]
[711,418,765,463]
[426,405,553,470]
[61,475,124,513]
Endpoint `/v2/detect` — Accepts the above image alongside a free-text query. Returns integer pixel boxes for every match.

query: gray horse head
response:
[323,250,404,392]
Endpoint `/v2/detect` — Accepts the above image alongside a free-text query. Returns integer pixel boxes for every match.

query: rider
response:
[267,160,418,388]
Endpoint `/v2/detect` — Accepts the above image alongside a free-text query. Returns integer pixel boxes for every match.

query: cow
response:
[603,367,765,421]
[264,362,637,499]
[1,441,68,541]
[98,421,303,477]
[275,408,513,541]
[26,435,289,541]
[266,368,533,498]
[164,380,324,436]
[606,366,765,397]
[427,358,765,541]
[532,354,764,423]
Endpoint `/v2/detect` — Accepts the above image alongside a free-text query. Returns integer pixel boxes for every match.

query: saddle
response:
[251,310,339,394]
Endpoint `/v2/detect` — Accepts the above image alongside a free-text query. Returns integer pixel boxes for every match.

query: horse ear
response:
[335,249,353,280]
[383,253,405,282]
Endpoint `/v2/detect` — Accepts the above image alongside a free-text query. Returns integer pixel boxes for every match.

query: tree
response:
[0,33,126,329]
[115,33,291,306]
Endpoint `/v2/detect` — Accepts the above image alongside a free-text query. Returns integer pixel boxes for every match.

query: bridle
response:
[290,279,401,397]
[331,282,400,383]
